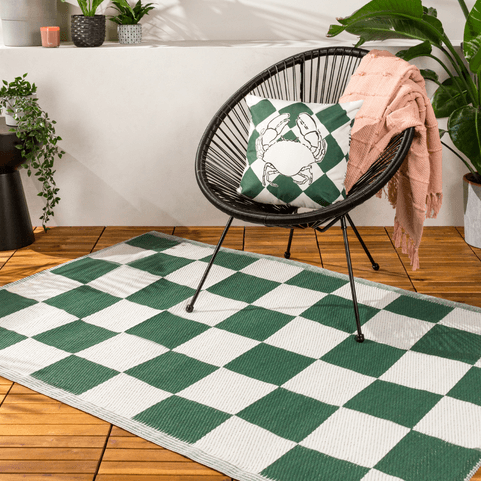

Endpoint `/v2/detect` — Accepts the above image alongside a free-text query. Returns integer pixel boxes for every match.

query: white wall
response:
[0,1,474,227]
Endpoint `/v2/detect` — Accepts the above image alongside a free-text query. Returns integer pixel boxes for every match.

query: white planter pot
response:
[117,24,142,44]
[0,0,57,46]
[2,96,35,127]
[463,173,481,249]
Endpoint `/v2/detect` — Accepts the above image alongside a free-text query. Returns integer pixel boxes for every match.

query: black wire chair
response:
[186,46,414,343]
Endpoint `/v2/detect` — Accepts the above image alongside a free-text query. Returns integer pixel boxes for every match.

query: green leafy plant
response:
[109,0,155,25]
[60,0,107,16]
[328,0,481,183]
[0,74,64,231]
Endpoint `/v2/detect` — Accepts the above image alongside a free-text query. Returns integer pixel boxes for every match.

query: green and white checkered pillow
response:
[237,95,363,209]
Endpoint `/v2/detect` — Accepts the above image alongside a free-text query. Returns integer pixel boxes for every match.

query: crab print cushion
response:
[237,95,364,209]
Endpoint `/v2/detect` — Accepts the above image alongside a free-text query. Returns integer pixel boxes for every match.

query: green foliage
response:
[109,0,155,25]
[59,0,106,16]
[328,0,481,181]
[0,74,37,97]
[0,74,64,231]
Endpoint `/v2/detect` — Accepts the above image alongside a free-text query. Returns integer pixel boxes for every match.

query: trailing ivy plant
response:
[0,74,64,231]
[327,0,481,183]
[60,0,107,16]
[109,0,155,25]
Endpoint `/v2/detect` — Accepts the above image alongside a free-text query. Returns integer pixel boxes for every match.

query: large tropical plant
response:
[327,0,481,183]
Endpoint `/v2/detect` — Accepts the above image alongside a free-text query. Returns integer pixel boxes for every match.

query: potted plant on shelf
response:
[0,74,64,231]
[109,0,155,44]
[60,0,107,47]
[328,0,481,249]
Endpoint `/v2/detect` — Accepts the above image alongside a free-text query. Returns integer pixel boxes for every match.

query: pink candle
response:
[40,27,60,48]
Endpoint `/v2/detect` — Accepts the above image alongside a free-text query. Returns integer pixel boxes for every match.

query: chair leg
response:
[186,216,234,313]
[341,216,365,343]
[346,214,379,271]
[284,228,294,259]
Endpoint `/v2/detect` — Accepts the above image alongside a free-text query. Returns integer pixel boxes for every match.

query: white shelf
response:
[0,38,431,49]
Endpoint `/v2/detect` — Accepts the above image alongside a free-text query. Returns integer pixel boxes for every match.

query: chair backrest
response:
[196,47,414,227]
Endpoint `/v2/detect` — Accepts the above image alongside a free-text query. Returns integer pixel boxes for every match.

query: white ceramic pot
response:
[463,173,481,249]
[117,24,142,44]
[0,0,57,46]
[2,96,35,127]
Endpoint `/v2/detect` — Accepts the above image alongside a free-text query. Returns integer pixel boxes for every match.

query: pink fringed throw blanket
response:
[340,50,443,270]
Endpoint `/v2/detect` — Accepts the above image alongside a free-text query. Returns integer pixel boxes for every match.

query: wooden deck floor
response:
[0,225,480,480]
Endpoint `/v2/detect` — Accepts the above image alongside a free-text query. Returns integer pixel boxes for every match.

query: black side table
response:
[0,117,35,251]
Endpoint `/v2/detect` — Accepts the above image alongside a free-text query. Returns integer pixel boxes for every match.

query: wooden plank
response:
[102,449,191,463]
[0,413,107,425]
[0,436,106,448]
[97,461,225,476]
[1,403,87,414]
[107,436,161,449]
[110,427,136,437]
[0,249,16,270]
[386,226,481,307]
[0,448,102,460]
[7,385,51,396]
[0,425,110,436]
[25,227,104,254]
[0,476,93,481]
[4,393,62,403]
[0,384,12,395]
[96,476,230,481]
[173,226,244,250]
[0,460,98,474]
[457,226,481,262]
[244,226,322,266]
[315,226,413,289]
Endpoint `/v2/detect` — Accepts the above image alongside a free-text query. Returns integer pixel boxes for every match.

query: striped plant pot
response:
[117,24,142,44]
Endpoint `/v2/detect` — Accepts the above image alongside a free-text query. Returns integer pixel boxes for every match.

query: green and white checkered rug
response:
[1,231,481,481]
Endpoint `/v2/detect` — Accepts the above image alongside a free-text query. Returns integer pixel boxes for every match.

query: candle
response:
[40,26,60,48]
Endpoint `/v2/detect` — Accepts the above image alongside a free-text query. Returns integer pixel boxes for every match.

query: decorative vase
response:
[117,24,142,44]
[71,15,105,47]
[0,0,57,46]
[463,172,481,249]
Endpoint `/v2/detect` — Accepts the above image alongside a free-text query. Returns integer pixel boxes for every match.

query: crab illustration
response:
[255,112,327,187]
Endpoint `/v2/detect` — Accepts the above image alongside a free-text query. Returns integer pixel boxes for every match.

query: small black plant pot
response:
[71,14,105,47]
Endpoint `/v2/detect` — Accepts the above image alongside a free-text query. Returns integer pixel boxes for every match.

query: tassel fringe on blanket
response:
[381,174,443,270]
[341,50,444,270]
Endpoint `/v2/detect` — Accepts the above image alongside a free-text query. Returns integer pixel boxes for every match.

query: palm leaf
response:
[464,0,481,73]
[419,69,438,83]
[396,40,432,61]
[449,105,481,176]
[328,0,445,48]
[332,14,444,47]
[335,0,423,26]
[432,78,468,118]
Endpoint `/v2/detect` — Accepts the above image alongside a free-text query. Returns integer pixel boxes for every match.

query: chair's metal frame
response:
[186,46,414,343]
